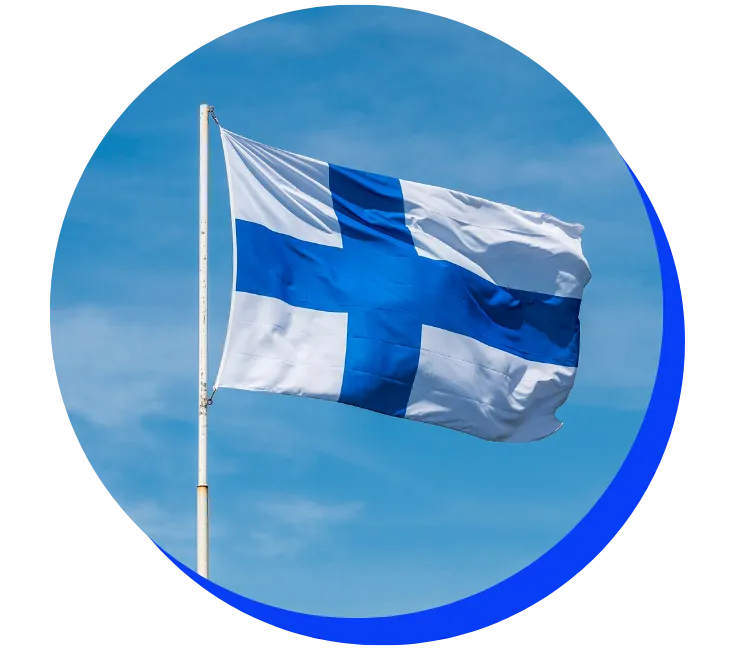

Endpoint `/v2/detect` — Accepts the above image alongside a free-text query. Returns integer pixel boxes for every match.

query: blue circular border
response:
[155,164,684,644]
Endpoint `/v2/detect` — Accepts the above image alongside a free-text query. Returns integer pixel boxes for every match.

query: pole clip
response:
[207,106,220,126]
[201,388,217,408]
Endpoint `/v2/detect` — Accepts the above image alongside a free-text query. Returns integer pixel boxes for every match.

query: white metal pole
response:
[197,103,210,578]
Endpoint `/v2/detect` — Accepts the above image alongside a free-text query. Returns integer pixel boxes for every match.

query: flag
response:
[214,129,591,442]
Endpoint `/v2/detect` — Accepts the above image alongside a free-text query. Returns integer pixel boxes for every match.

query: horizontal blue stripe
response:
[233,162,581,422]
[234,219,581,368]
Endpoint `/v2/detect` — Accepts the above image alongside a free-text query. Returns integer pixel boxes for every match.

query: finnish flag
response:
[215,129,591,442]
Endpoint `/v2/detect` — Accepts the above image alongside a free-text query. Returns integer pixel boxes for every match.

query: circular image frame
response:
[155,163,684,645]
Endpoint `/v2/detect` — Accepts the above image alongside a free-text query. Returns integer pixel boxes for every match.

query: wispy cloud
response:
[210,488,600,616]
[126,500,194,542]
[211,401,394,478]
[292,124,627,201]
[124,499,231,566]
[240,495,363,558]
[51,306,192,428]
[257,495,363,527]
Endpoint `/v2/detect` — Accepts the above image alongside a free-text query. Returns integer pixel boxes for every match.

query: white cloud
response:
[212,402,397,478]
[123,499,195,563]
[126,500,193,542]
[243,531,308,559]
[124,498,235,567]
[51,306,192,428]
[239,495,364,558]
[212,489,602,616]
[293,123,627,200]
[257,495,363,527]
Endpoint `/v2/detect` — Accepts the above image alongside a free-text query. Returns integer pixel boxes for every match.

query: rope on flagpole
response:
[207,106,220,126]
[202,387,217,408]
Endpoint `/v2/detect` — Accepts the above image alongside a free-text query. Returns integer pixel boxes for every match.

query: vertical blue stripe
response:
[328,164,422,417]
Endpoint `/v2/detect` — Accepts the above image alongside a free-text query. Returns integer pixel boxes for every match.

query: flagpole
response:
[197,103,210,578]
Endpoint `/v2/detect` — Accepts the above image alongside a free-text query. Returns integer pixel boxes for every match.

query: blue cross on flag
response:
[215,129,591,442]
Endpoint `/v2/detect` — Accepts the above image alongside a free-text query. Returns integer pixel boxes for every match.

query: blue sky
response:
[50,6,662,617]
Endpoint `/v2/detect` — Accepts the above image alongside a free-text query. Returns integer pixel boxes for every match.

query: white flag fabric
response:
[215,128,591,442]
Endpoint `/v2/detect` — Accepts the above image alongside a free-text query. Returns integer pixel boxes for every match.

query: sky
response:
[50,6,662,618]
